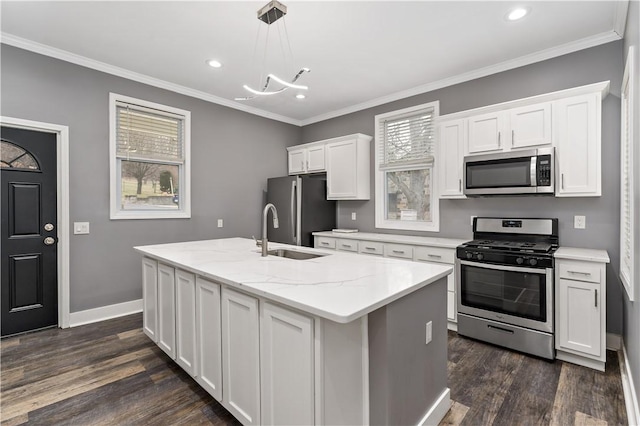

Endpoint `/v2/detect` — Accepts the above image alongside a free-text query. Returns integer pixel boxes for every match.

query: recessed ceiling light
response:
[296,94,306,99]
[207,59,222,68]
[507,7,529,21]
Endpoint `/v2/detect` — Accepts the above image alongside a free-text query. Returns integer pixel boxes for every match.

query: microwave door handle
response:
[530,157,537,186]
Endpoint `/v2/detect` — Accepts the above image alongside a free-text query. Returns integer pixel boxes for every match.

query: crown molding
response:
[0,32,303,127]
[301,30,622,126]
[613,0,630,38]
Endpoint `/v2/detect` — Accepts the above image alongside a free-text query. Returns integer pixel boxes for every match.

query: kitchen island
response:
[135,237,451,425]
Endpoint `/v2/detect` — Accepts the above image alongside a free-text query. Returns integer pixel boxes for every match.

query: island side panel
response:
[368,277,449,425]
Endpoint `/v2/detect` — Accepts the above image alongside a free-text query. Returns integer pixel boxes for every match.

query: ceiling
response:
[0,1,627,126]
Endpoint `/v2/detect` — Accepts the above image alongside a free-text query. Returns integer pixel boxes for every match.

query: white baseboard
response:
[620,344,640,426]
[69,299,142,327]
[417,388,451,426]
[607,332,622,350]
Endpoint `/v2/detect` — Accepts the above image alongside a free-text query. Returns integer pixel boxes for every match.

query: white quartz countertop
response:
[554,247,610,263]
[312,231,468,248]
[134,238,452,324]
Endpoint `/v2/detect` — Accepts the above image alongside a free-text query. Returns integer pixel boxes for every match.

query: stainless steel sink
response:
[267,249,327,260]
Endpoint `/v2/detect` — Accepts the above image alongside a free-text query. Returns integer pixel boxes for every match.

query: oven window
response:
[460,264,546,321]
[466,158,531,188]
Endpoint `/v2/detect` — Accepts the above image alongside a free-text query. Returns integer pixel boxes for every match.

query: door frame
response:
[1,116,70,328]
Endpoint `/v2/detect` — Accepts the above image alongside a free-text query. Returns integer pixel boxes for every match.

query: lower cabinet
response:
[554,251,608,371]
[175,270,197,376]
[260,302,314,426]
[195,277,222,401]
[221,288,261,426]
[157,263,176,359]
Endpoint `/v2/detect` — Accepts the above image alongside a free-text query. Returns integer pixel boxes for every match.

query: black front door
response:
[1,126,58,337]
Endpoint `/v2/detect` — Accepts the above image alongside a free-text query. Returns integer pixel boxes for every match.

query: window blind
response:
[378,107,435,170]
[116,103,184,162]
[620,71,634,295]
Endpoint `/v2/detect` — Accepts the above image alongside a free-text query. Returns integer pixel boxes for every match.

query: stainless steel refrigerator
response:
[267,175,336,247]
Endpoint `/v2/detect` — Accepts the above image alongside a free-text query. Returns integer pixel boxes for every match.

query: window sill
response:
[110,210,191,220]
[375,219,439,233]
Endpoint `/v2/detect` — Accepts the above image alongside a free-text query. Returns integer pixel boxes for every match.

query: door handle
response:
[291,180,297,243]
[44,237,56,246]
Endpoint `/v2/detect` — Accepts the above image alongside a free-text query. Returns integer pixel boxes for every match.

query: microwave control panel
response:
[536,155,552,186]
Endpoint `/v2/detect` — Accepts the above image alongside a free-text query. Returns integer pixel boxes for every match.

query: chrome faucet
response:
[262,203,279,257]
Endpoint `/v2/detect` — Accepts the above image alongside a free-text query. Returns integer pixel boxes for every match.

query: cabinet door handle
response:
[320,241,330,246]
[392,250,405,254]
[568,270,591,276]
[364,246,376,251]
[498,131,501,147]
[427,254,442,259]
[306,160,309,170]
[342,244,352,248]
[595,289,598,307]
[511,130,515,147]
[459,179,462,192]
[561,173,565,190]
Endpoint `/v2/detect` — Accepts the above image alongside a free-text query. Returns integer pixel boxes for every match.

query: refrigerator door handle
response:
[291,180,297,242]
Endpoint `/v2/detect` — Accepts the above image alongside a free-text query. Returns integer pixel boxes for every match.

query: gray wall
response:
[623,0,640,416]
[1,44,301,312]
[301,41,625,334]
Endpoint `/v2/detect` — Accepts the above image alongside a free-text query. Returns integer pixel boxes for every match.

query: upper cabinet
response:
[288,134,372,200]
[467,102,552,154]
[437,81,608,199]
[554,93,601,197]
[438,118,466,199]
[287,142,326,175]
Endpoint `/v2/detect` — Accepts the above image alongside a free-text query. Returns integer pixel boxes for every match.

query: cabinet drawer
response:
[414,246,455,264]
[336,239,358,252]
[384,244,413,259]
[358,241,384,256]
[558,261,601,283]
[315,237,336,249]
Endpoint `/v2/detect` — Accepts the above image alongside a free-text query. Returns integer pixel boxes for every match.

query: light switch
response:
[425,321,433,344]
[74,222,90,235]
[351,212,357,221]
[217,219,223,228]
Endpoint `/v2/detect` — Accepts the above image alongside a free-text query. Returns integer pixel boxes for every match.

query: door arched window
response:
[0,140,40,171]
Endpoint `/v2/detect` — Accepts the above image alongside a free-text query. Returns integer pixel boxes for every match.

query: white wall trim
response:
[620,343,640,426]
[417,388,451,426]
[2,28,621,128]
[69,299,143,328]
[613,0,630,38]
[301,30,621,126]
[1,116,70,329]
[607,332,622,350]
[0,32,301,127]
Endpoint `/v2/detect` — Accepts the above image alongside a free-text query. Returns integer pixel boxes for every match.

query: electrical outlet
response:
[217,219,223,228]
[351,212,357,221]
[574,215,586,229]
[74,222,90,235]
[425,321,433,344]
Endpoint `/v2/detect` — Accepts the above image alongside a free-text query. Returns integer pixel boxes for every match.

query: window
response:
[109,93,191,219]
[620,47,635,301]
[1,140,40,170]
[374,101,439,232]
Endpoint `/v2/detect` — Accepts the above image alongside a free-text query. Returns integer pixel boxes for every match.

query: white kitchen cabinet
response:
[195,276,222,401]
[287,142,325,175]
[260,302,314,426]
[467,102,551,154]
[157,263,176,359]
[555,249,608,371]
[554,93,601,197]
[336,238,358,252]
[175,269,197,376]
[357,240,384,256]
[438,118,466,198]
[142,257,158,342]
[326,134,372,200]
[221,287,261,426]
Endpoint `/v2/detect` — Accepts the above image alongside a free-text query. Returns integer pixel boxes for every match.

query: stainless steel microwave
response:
[463,147,554,196]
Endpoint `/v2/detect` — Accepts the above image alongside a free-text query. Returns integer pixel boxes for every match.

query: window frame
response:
[620,47,635,301]
[109,93,191,220]
[374,101,440,232]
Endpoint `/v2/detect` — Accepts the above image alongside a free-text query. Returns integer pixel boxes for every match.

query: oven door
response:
[456,259,553,333]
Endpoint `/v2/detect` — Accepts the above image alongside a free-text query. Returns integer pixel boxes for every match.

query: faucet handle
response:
[252,235,262,247]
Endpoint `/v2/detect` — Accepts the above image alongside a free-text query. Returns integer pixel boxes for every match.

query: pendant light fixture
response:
[235,1,310,101]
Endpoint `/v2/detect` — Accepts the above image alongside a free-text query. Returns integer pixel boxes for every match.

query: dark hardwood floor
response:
[0,314,628,425]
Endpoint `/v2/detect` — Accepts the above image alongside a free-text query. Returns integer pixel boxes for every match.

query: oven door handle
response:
[459,259,548,274]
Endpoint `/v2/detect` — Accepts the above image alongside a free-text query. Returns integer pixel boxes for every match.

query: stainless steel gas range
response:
[456,217,558,360]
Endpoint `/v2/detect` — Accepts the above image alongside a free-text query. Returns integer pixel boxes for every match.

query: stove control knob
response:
[476,253,484,261]
[516,257,524,265]
[466,252,473,259]
[529,258,538,266]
